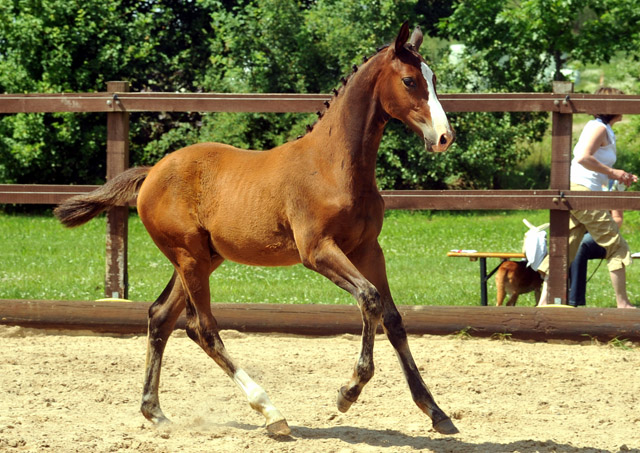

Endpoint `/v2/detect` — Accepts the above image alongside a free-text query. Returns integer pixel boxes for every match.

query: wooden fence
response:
[2,299,639,341]
[3,81,640,306]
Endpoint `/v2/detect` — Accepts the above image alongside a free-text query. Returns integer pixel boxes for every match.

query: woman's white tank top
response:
[570,119,616,191]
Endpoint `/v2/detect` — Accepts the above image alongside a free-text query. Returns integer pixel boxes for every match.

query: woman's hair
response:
[594,86,625,124]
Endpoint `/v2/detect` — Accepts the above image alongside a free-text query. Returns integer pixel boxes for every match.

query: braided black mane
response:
[298,45,392,139]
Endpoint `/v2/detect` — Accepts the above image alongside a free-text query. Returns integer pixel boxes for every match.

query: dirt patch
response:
[1,326,638,452]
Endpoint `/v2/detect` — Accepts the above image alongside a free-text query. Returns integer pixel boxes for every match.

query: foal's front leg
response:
[351,242,459,435]
[300,240,383,412]
[336,286,380,412]
[382,303,458,434]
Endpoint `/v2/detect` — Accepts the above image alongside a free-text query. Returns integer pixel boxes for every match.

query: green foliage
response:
[573,52,640,95]
[451,327,475,340]
[0,112,105,184]
[1,0,639,190]
[442,112,548,189]
[614,119,640,190]
[440,0,640,86]
[431,0,640,189]
[490,332,513,342]
[0,0,454,188]
[0,0,215,183]
[199,0,429,157]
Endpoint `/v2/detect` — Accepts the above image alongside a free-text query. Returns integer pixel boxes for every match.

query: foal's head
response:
[377,22,455,153]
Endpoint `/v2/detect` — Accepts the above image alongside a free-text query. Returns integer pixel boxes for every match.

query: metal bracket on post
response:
[105,81,130,299]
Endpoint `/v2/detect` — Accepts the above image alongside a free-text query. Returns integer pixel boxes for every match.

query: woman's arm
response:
[575,124,637,186]
[574,125,610,174]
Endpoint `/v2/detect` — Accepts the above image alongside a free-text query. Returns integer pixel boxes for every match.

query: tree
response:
[440,0,640,86]
[0,0,441,185]
[0,0,216,184]
[195,0,456,188]
[195,0,430,153]
[430,0,640,189]
[3,0,637,191]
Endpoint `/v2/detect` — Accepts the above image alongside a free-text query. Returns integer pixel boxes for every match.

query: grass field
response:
[3,58,640,309]
[2,209,640,308]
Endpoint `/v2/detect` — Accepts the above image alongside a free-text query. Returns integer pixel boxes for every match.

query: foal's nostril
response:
[439,134,448,145]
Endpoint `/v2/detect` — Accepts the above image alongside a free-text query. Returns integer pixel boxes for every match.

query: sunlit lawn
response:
[2,209,640,308]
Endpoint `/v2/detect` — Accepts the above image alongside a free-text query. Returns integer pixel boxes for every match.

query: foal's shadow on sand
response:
[288,425,623,452]
[219,420,635,452]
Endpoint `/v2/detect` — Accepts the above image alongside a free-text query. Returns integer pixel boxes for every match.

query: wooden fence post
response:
[548,81,574,304]
[105,81,130,299]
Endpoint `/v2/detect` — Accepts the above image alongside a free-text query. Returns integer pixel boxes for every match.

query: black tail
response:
[54,167,150,228]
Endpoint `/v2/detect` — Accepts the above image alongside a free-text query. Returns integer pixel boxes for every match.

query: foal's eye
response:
[402,77,416,88]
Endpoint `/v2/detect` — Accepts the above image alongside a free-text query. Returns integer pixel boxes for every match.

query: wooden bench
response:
[448,251,640,306]
[447,251,526,306]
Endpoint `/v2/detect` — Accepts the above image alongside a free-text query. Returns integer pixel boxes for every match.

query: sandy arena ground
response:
[0,325,638,453]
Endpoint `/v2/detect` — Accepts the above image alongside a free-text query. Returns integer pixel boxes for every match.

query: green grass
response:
[2,209,640,308]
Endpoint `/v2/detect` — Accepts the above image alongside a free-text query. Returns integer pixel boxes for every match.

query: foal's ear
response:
[394,21,410,54]
[409,26,423,51]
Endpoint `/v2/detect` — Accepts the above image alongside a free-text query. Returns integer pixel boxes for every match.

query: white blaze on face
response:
[420,62,450,143]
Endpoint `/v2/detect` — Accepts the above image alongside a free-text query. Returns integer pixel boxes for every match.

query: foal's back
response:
[137,141,301,265]
[136,138,375,267]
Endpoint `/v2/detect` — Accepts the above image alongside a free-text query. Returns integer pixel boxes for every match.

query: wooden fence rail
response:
[3,91,640,114]
[2,299,639,342]
[4,186,640,210]
[2,81,640,304]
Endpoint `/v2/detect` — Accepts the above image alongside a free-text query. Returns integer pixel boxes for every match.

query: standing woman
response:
[537,86,637,308]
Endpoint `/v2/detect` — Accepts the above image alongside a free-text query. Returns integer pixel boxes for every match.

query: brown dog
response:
[495,260,543,306]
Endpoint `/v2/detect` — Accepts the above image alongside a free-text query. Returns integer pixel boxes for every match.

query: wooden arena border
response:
[1,299,639,342]
[2,82,640,339]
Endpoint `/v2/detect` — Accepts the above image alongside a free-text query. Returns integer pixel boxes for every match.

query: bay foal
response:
[55,22,457,436]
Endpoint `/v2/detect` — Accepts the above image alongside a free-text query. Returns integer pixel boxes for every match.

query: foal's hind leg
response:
[175,251,290,436]
[141,271,186,424]
[350,242,458,435]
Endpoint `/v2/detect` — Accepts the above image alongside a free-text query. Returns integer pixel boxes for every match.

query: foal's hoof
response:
[267,419,291,437]
[433,417,459,435]
[155,416,172,426]
[141,407,172,426]
[336,386,356,413]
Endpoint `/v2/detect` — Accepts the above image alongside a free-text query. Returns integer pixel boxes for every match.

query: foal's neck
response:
[310,55,388,190]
